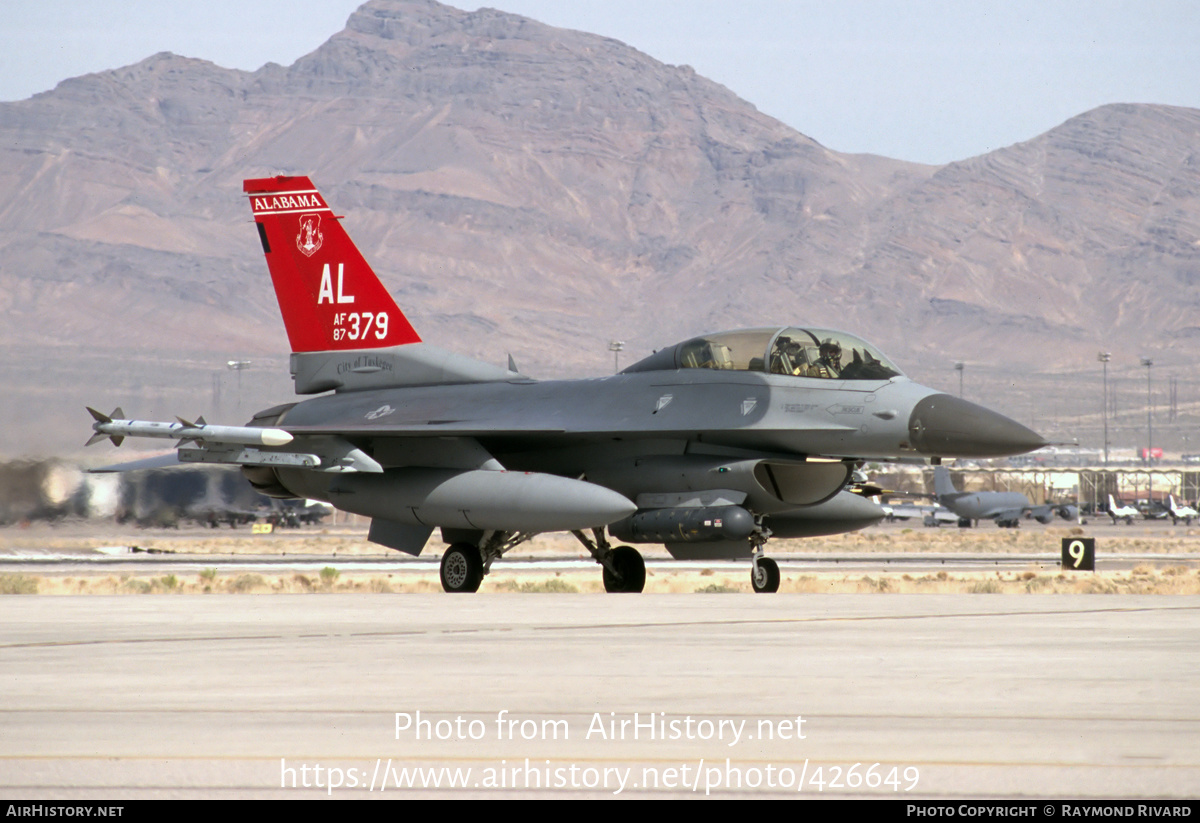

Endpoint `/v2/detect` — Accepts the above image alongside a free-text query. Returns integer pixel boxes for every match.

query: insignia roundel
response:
[296,214,324,257]
[366,404,396,420]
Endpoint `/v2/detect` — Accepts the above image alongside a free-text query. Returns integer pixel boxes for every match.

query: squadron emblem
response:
[296,213,324,257]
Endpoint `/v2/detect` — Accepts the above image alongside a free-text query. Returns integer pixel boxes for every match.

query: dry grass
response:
[4,521,1200,595]
[8,520,1200,558]
[9,564,1200,596]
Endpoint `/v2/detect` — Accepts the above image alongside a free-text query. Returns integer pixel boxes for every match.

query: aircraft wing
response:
[886,503,955,523]
[926,507,958,524]
[884,503,928,520]
[88,452,183,472]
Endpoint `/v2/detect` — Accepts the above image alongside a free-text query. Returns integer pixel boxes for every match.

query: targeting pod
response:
[609,505,756,544]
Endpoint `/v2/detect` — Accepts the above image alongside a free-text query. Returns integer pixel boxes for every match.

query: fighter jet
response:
[88,175,1045,593]
[1167,495,1197,525]
[1108,495,1139,525]
[931,466,1076,528]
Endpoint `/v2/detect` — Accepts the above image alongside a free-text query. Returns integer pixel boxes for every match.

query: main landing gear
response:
[572,529,646,593]
[439,543,484,593]
[439,521,783,595]
[438,529,647,594]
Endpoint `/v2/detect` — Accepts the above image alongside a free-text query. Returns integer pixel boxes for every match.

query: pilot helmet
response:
[819,339,842,361]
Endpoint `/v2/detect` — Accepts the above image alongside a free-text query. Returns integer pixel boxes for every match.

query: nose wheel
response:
[749,518,779,593]
[751,556,780,593]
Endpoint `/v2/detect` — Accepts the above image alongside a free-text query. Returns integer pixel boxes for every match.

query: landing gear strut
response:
[573,529,646,593]
[749,518,779,593]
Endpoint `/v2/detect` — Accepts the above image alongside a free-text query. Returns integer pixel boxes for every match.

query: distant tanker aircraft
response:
[932,466,1076,527]
[89,176,1045,593]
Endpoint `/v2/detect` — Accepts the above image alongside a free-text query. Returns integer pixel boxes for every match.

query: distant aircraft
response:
[1167,495,1197,525]
[88,175,1045,593]
[1108,495,1139,525]
[932,466,1075,527]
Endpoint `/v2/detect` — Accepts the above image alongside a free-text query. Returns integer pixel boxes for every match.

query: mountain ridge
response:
[1,0,1197,455]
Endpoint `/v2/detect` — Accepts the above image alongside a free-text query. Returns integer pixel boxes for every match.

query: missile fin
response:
[86,406,112,424]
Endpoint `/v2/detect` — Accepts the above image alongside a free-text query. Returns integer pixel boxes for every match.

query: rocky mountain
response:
[1,0,1197,456]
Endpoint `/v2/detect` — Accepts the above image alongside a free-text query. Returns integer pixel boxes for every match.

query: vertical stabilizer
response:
[244,176,421,353]
[932,465,958,500]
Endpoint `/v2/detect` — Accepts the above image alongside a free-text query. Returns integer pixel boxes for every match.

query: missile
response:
[86,407,293,448]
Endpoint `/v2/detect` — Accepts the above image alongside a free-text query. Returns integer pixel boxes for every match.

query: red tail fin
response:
[244,176,420,352]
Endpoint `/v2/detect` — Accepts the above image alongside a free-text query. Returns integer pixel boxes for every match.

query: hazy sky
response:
[3,0,1198,164]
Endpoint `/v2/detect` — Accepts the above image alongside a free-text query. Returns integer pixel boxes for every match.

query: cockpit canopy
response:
[624,327,904,381]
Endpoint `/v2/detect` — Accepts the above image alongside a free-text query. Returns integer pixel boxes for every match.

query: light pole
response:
[1098,352,1111,466]
[227,359,251,418]
[1141,357,1154,461]
[954,362,964,397]
[608,341,625,374]
[1141,356,1153,508]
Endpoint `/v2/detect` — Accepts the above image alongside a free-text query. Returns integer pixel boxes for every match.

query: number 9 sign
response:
[1061,537,1095,571]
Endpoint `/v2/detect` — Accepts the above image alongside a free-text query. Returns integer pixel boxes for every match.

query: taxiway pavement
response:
[2,594,1197,798]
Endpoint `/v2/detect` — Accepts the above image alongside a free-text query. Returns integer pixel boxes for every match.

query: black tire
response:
[602,546,646,593]
[751,557,780,594]
[440,543,483,593]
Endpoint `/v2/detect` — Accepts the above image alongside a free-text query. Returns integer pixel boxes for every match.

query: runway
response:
[2,594,1197,798]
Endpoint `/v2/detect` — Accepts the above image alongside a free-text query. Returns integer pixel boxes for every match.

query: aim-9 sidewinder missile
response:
[85,407,293,448]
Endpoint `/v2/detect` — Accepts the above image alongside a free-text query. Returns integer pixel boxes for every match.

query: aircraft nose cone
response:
[908,394,1045,458]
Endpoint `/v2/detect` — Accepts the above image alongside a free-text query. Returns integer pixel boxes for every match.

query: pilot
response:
[770,336,807,375]
[807,339,842,378]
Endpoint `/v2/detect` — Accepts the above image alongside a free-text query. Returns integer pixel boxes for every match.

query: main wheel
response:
[602,546,646,593]
[751,557,780,593]
[440,543,484,593]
